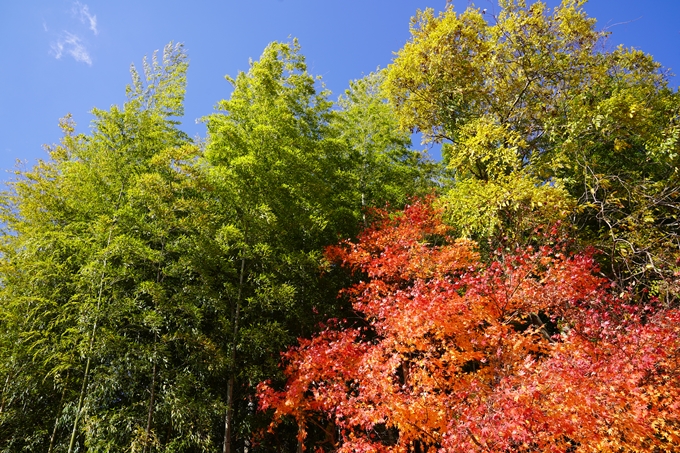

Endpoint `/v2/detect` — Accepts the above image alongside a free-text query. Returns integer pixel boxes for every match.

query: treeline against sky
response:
[1,1,679,452]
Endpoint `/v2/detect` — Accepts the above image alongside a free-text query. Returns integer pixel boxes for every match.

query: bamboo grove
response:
[1,1,679,452]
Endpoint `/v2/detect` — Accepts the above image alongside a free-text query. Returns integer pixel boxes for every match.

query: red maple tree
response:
[258,199,680,452]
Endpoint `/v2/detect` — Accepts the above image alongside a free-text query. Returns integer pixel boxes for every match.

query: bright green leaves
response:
[385,0,680,300]
[439,174,575,246]
[203,40,366,452]
[205,41,340,243]
[442,117,525,180]
[333,70,438,212]
[385,0,607,170]
[127,42,189,119]
[0,42,225,452]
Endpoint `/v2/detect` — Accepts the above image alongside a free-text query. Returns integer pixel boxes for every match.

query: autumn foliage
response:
[258,199,680,452]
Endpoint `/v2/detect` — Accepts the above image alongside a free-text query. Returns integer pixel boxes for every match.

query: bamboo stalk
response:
[223,254,245,453]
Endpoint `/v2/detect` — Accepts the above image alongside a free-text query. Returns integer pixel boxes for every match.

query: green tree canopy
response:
[0,43,228,452]
[385,0,680,300]
[203,40,371,453]
[332,69,438,224]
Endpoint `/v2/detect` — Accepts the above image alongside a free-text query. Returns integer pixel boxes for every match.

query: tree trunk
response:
[0,372,9,416]
[223,255,245,453]
[143,239,164,453]
[297,424,304,453]
[223,376,235,453]
[142,358,157,453]
[67,355,92,453]
[68,213,118,453]
[47,372,69,453]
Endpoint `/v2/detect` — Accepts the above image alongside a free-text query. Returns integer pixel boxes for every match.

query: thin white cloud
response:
[51,32,92,66]
[51,40,63,58]
[72,2,97,35]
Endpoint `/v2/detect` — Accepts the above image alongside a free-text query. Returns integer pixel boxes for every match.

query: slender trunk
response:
[243,398,254,453]
[142,357,157,453]
[0,373,9,416]
[67,355,92,453]
[223,255,245,453]
[143,239,164,453]
[223,377,235,453]
[48,372,70,453]
[165,423,172,447]
[68,203,120,453]
[361,154,368,229]
[68,295,104,453]
[68,270,107,452]
[297,424,304,453]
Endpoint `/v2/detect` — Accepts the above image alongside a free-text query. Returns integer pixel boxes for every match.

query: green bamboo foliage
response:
[203,40,356,452]
[0,43,226,452]
[0,39,440,452]
[332,69,439,219]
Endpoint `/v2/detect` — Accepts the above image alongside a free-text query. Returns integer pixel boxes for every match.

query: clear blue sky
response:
[1,0,678,181]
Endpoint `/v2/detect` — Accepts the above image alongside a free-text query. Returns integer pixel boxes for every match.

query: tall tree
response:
[385,0,680,300]
[0,43,227,452]
[203,40,359,453]
[202,40,445,452]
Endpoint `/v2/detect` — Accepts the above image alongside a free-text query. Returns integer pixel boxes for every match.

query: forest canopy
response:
[1,1,679,452]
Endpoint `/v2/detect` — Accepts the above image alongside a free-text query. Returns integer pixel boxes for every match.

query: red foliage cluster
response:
[258,200,680,452]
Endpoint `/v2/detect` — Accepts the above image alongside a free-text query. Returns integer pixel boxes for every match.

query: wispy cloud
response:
[72,2,97,35]
[51,32,92,66]
[45,2,98,65]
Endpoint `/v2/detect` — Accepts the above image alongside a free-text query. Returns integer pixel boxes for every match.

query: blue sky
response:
[1,0,678,181]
